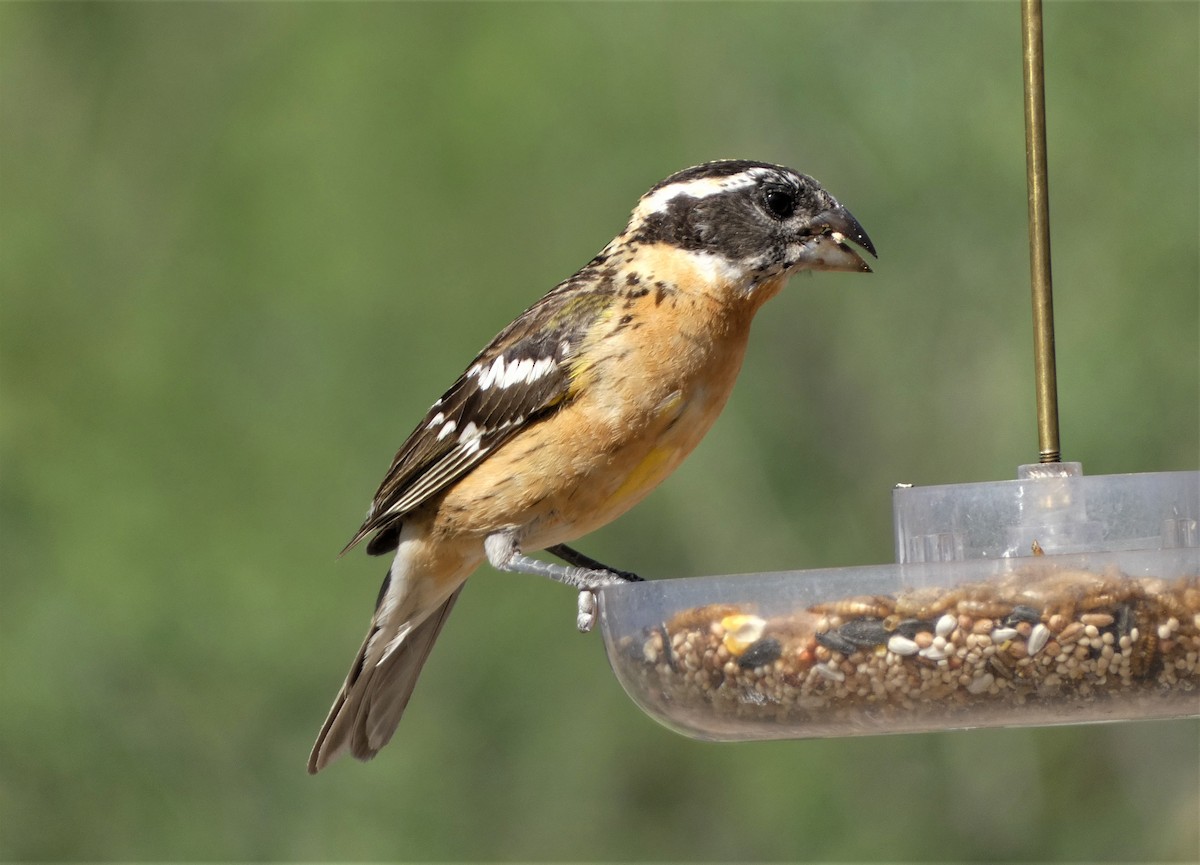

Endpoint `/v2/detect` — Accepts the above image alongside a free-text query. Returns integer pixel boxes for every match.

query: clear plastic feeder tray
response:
[598,468,1200,740]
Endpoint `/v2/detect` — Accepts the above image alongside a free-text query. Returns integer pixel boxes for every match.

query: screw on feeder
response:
[1021,0,1062,465]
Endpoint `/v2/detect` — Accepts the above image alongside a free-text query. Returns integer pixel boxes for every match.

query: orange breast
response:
[431,253,784,552]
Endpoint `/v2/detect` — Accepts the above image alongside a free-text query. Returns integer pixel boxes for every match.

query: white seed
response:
[1028,623,1051,656]
[936,614,957,638]
[967,672,995,694]
[813,663,845,682]
[887,634,920,656]
[1158,622,1172,640]
[991,627,1019,642]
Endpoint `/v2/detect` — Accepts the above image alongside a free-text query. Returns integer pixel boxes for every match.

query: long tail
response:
[308,564,465,774]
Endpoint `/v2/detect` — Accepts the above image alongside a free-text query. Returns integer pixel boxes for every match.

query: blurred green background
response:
[2,1,1197,860]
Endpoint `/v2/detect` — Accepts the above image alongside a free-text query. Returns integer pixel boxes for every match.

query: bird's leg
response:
[546,544,642,633]
[545,543,644,633]
[484,533,631,590]
[546,544,645,633]
[546,544,642,583]
[485,534,640,633]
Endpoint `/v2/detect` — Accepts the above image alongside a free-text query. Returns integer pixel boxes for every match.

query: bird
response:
[308,159,875,773]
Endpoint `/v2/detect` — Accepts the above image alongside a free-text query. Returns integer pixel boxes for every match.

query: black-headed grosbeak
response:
[308,160,875,772]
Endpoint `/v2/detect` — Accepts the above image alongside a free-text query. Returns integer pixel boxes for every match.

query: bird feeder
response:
[594,0,1200,740]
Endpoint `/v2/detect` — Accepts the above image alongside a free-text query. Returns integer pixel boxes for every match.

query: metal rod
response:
[1021,0,1062,464]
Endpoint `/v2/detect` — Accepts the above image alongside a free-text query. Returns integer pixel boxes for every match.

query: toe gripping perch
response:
[483,534,642,633]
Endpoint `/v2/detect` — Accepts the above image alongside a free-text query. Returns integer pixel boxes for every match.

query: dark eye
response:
[763,186,796,219]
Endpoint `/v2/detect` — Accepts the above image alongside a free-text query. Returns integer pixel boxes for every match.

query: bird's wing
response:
[343,288,615,555]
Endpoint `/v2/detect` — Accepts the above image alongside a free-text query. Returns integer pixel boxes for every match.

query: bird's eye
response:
[763,187,796,220]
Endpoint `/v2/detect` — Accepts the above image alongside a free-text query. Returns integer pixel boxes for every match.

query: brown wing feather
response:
[342,286,615,555]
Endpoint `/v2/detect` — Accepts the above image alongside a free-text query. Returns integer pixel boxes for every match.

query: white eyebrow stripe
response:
[635,169,768,217]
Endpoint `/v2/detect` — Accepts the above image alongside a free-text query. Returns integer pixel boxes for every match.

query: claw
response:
[577,590,597,633]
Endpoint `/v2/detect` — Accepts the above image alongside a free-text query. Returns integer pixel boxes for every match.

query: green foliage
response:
[2,2,1196,860]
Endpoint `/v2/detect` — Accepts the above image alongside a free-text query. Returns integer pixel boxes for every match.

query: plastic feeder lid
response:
[598,468,1200,741]
[894,464,1199,562]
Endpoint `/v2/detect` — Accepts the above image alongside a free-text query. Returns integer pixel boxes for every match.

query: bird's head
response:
[625,160,876,293]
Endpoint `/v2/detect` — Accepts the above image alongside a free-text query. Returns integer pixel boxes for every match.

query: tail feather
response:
[308,578,465,774]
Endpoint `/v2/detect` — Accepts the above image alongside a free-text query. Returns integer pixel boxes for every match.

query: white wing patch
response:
[350,322,575,553]
[468,353,556,391]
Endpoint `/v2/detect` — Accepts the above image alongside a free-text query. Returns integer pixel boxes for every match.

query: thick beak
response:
[799,204,877,273]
